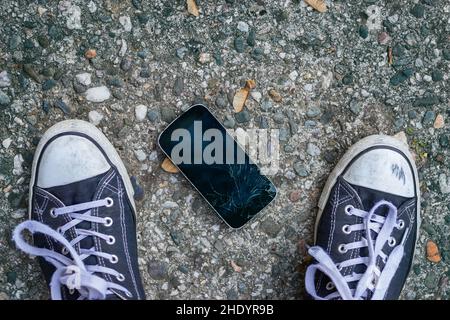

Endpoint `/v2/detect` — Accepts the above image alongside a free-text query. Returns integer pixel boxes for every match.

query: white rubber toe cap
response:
[36,135,110,188]
[342,148,415,198]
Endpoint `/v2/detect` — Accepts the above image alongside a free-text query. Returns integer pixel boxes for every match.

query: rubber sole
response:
[29,120,136,218]
[314,134,421,244]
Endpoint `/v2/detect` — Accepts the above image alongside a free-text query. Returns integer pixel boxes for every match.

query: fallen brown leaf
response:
[245,79,256,90]
[233,88,249,113]
[434,114,444,129]
[426,240,441,263]
[268,89,282,102]
[388,46,393,65]
[230,260,242,273]
[187,0,200,17]
[85,49,97,59]
[161,157,179,173]
[304,0,327,13]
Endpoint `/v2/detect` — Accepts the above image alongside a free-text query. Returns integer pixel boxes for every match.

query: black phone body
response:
[158,104,277,229]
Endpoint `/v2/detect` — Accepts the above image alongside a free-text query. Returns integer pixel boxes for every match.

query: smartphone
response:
[158,104,277,229]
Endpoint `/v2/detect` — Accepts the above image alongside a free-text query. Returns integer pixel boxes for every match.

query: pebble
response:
[358,25,369,39]
[293,162,309,177]
[73,82,86,94]
[260,99,272,111]
[234,109,250,123]
[432,70,443,82]
[258,116,269,129]
[42,79,57,91]
[161,108,177,123]
[237,21,249,33]
[289,190,301,202]
[342,73,353,85]
[176,47,188,59]
[410,4,425,18]
[250,91,262,103]
[439,135,449,147]
[135,104,147,122]
[306,106,321,118]
[85,86,111,102]
[75,73,92,86]
[174,77,184,96]
[13,154,24,175]
[424,272,437,290]
[147,109,159,122]
[42,100,51,113]
[443,49,450,61]
[215,95,227,108]
[23,64,41,83]
[434,114,444,129]
[247,29,256,46]
[223,115,235,128]
[423,75,432,82]
[390,68,413,86]
[234,36,245,53]
[198,53,211,64]
[415,58,424,68]
[0,71,11,87]
[439,173,450,193]
[273,112,284,124]
[134,149,147,162]
[2,138,12,149]
[88,110,103,125]
[306,143,321,157]
[0,91,11,106]
[130,176,144,201]
[147,260,169,280]
[120,58,132,72]
[349,99,362,115]
[268,89,282,102]
[66,5,82,30]
[251,48,263,61]
[54,99,71,114]
[260,218,281,238]
[84,49,97,59]
[378,32,391,45]
[289,71,299,81]
[413,95,439,107]
[119,16,132,32]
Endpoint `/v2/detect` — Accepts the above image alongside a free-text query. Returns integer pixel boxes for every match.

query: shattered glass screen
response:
[159,104,277,228]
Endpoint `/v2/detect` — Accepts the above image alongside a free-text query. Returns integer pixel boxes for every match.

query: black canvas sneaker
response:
[13,120,146,300]
[305,135,420,300]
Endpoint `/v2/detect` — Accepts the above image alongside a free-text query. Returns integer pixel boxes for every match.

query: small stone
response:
[306,143,320,157]
[215,96,227,108]
[54,99,71,114]
[234,36,245,53]
[88,111,103,125]
[260,218,281,238]
[258,116,269,129]
[131,176,144,201]
[424,272,437,290]
[120,58,132,71]
[223,115,235,128]
[119,16,132,32]
[390,68,413,86]
[0,71,11,87]
[273,112,284,124]
[6,271,17,284]
[85,86,111,102]
[293,163,309,177]
[306,106,321,118]
[2,138,12,149]
[260,99,272,111]
[174,77,184,96]
[42,100,51,113]
[247,29,256,46]
[289,71,299,81]
[147,109,159,122]
[147,260,168,280]
[234,109,250,123]
[410,4,425,18]
[359,25,369,39]
[176,47,188,59]
[268,89,282,102]
[13,154,24,175]
[75,73,91,86]
[289,190,301,202]
[426,240,441,263]
[439,135,449,147]
[198,53,211,64]
[251,48,263,61]
[8,35,21,50]
[423,111,436,126]
[23,64,41,83]
[250,91,262,103]
[342,73,353,85]
[134,149,147,162]
[439,173,450,193]
[237,21,249,33]
[85,49,97,59]
[415,58,424,68]
[378,32,391,45]
[161,108,177,123]
[73,82,86,94]
[42,79,57,91]
[434,114,444,129]
[349,99,362,115]
[423,75,432,82]
[0,91,11,106]
[66,5,82,30]
[413,95,439,107]
[432,70,443,82]
[443,49,450,61]
[135,104,147,122]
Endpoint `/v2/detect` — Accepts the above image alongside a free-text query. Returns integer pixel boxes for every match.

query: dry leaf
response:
[245,79,256,90]
[304,0,327,13]
[434,114,444,129]
[388,47,393,65]
[426,240,441,263]
[85,49,97,59]
[233,88,249,113]
[187,0,200,17]
[268,89,282,102]
[230,260,242,273]
[161,157,179,173]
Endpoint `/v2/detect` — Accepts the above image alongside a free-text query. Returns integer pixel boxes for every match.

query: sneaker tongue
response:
[348,182,411,210]
[44,170,110,264]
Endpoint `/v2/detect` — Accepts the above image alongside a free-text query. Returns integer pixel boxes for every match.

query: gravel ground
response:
[0,0,449,300]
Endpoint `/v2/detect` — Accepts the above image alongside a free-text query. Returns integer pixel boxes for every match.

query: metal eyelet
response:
[110,255,119,264]
[326,282,335,290]
[125,291,133,298]
[338,244,348,254]
[61,247,69,255]
[116,273,125,282]
[336,263,343,271]
[69,289,75,295]
[105,197,114,207]
[388,237,396,247]
[344,205,354,215]
[342,225,352,235]
[56,227,63,234]
[104,217,113,227]
[397,219,405,230]
[50,208,58,218]
[371,277,378,286]
[106,236,116,245]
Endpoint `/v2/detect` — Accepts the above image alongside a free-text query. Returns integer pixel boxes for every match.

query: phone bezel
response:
[157,104,278,229]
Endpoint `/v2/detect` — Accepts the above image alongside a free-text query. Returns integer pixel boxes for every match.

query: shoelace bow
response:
[13,198,131,300]
[305,200,409,300]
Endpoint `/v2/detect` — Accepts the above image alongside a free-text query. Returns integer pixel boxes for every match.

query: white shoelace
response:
[305,200,409,300]
[13,198,131,300]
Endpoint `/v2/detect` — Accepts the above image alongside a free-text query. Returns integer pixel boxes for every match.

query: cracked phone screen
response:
[159,105,277,228]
